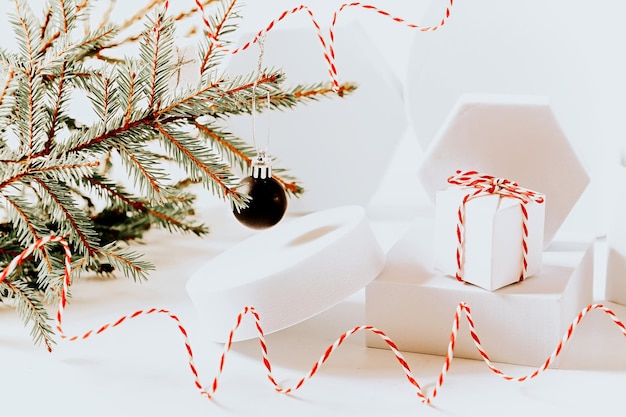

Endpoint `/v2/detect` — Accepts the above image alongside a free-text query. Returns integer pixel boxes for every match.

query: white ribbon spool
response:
[186,205,385,342]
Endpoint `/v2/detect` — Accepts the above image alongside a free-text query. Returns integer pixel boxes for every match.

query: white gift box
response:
[434,182,545,291]
[366,217,593,367]
[366,94,591,366]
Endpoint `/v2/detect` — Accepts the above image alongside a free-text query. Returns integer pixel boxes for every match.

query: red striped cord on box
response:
[199,1,456,91]
[2,236,626,404]
[447,170,545,283]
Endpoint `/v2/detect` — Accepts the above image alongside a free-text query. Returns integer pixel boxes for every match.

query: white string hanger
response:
[232,35,288,230]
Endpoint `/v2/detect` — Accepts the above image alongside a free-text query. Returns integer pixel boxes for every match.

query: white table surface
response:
[2,194,626,417]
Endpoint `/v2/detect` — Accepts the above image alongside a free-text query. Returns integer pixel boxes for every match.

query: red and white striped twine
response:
[447,169,545,283]
[194,1,455,91]
[2,236,626,404]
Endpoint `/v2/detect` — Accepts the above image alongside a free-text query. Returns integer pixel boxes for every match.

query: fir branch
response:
[0,68,16,107]
[41,25,119,71]
[267,81,359,109]
[114,141,171,202]
[82,174,144,210]
[44,59,67,153]
[18,67,47,155]
[198,0,239,75]
[116,62,141,125]
[10,0,42,63]
[89,70,117,125]
[140,9,175,110]
[143,202,207,236]
[0,281,55,351]
[193,120,255,172]
[96,0,217,53]
[0,0,358,347]
[84,175,208,236]
[1,193,49,248]
[40,2,53,41]
[159,72,283,118]
[152,121,245,204]
[30,176,100,256]
[57,0,77,35]
[96,244,154,282]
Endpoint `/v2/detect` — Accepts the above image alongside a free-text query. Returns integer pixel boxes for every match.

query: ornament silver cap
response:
[251,152,272,179]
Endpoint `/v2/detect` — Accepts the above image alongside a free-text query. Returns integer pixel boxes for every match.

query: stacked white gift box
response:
[365,94,594,367]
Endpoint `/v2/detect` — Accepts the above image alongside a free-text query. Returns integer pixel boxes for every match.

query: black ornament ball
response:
[233,175,287,229]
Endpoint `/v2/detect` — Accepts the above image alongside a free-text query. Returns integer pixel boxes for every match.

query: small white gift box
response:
[434,171,546,291]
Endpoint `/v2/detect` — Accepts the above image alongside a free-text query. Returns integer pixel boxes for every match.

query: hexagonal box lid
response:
[417,94,589,244]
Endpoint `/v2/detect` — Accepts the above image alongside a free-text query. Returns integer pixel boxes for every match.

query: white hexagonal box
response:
[366,94,593,367]
[418,94,589,245]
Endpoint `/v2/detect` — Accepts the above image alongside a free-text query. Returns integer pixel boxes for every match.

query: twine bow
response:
[447,170,545,284]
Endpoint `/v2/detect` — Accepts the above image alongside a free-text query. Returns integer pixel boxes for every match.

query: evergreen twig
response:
[0,0,356,348]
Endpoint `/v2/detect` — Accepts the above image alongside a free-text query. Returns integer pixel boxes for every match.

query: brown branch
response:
[26,71,36,153]
[142,207,205,233]
[99,248,143,274]
[86,176,203,233]
[31,161,100,175]
[0,171,28,190]
[0,162,99,192]
[75,0,89,12]
[193,121,252,164]
[173,0,217,23]
[46,60,67,153]
[41,26,117,68]
[94,32,142,52]
[96,0,215,53]
[116,143,163,197]
[13,0,35,60]
[101,75,111,123]
[32,177,98,256]
[40,32,61,55]
[147,13,164,110]
[40,5,53,40]
[195,121,301,194]
[69,74,280,154]
[59,0,69,34]
[123,69,137,125]
[85,176,144,210]
[152,122,234,196]
[293,82,357,99]
[69,118,148,153]
[159,73,279,115]
[1,195,54,274]
[200,0,237,73]
[3,281,53,352]
[0,69,15,107]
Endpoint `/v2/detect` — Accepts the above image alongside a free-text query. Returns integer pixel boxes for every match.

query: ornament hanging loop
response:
[251,35,271,157]
[233,35,287,230]
[251,150,271,179]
